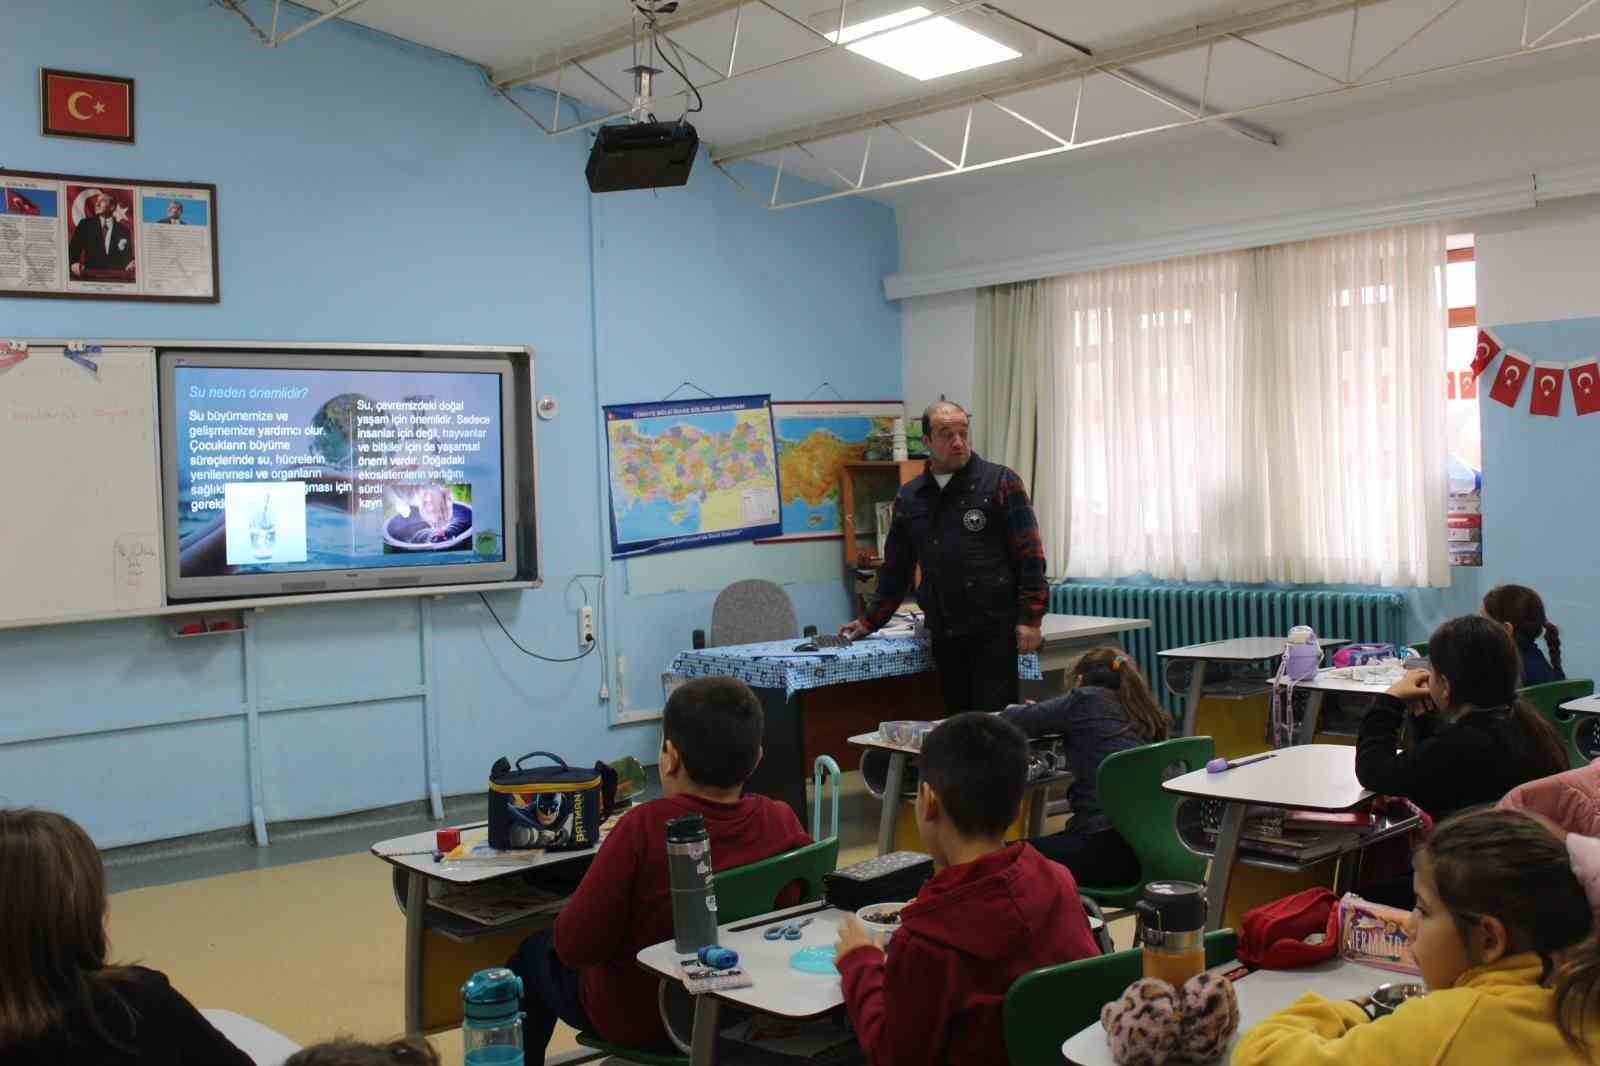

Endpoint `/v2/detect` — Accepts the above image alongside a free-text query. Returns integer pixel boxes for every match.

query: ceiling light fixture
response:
[829,6,1021,82]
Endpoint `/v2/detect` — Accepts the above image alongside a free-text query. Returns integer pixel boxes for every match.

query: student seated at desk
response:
[1356,615,1567,908]
[1234,809,1600,1066]
[0,808,254,1066]
[998,646,1167,886]
[1357,615,1567,823]
[834,713,1099,1066]
[1483,583,1566,686]
[507,676,811,1058]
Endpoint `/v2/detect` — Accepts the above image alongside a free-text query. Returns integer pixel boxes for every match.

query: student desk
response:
[670,615,1148,819]
[1160,638,1350,741]
[372,823,597,1036]
[1163,746,1384,931]
[1271,666,1396,744]
[637,901,851,1066]
[1061,957,1397,1064]
[849,730,1074,855]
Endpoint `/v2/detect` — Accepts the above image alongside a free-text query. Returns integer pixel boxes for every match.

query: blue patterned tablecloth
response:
[670,637,1042,699]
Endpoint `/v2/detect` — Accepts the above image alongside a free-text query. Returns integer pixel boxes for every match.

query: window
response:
[1444,233,1481,566]
[1027,225,1451,587]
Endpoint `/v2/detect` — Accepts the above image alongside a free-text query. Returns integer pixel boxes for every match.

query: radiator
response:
[1047,583,1407,719]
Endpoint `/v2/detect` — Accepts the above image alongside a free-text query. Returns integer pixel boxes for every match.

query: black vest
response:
[895,454,1017,638]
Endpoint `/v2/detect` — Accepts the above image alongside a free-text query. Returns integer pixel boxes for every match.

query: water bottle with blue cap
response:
[461,966,524,1066]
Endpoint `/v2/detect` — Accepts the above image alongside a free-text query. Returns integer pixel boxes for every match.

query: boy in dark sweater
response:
[835,713,1099,1066]
[508,676,811,1056]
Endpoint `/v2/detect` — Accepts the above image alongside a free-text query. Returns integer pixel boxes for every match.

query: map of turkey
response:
[607,408,780,544]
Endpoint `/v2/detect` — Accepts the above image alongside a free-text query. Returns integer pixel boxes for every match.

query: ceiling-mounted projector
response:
[586,119,699,193]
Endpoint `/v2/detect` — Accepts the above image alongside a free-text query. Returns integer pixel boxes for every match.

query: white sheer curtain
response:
[1041,251,1261,581]
[1036,223,1449,587]
[1252,226,1450,586]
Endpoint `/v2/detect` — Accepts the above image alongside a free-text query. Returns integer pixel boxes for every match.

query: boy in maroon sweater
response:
[507,676,811,1056]
[835,712,1099,1065]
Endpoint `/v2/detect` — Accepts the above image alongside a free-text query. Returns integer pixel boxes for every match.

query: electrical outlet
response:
[578,605,595,649]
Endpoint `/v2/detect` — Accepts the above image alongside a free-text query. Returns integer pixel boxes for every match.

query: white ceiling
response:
[286,0,1600,206]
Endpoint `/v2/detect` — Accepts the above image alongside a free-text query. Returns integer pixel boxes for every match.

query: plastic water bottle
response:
[461,967,524,1066]
[666,814,719,953]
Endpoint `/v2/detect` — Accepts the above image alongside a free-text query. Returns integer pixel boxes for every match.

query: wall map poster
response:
[765,400,905,542]
[603,394,781,557]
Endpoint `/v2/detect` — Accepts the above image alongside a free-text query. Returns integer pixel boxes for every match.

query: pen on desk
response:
[1206,753,1276,773]
[728,900,830,933]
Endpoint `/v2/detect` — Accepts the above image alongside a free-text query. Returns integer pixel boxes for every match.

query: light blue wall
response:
[1421,315,1600,677]
[0,0,900,846]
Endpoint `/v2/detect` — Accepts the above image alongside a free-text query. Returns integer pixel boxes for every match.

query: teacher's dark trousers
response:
[931,629,1019,713]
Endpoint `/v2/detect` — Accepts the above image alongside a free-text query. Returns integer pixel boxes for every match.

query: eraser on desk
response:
[436,827,461,851]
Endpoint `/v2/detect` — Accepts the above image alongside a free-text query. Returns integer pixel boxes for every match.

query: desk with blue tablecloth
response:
[670,614,1149,818]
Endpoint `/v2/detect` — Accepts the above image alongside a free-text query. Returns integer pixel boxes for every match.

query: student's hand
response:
[839,619,871,641]
[1385,670,1432,705]
[835,915,881,960]
[1016,624,1043,653]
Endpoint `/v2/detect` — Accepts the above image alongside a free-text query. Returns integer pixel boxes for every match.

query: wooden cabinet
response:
[840,460,922,615]
[839,460,922,569]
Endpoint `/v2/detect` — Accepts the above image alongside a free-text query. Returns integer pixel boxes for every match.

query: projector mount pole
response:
[624,64,661,124]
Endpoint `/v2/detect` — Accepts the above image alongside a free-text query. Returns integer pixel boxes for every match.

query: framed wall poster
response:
[0,168,218,303]
[762,400,906,541]
[40,69,134,144]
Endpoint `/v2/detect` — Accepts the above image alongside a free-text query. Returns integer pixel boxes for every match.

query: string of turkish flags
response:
[1472,329,1600,417]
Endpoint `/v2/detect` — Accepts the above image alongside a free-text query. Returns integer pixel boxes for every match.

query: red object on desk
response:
[178,622,205,636]
[436,827,461,852]
[208,618,240,632]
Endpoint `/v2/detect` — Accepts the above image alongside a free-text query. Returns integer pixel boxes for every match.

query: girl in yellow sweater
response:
[1234,808,1600,1065]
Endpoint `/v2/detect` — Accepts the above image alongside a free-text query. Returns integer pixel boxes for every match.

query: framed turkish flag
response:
[1530,364,1564,417]
[41,69,134,144]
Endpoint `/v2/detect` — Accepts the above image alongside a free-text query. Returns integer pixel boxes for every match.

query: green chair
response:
[1520,678,1597,769]
[1003,929,1239,1066]
[1408,639,1429,657]
[1076,736,1215,915]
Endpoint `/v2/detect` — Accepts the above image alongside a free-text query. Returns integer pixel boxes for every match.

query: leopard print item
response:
[1178,971,1240,1061]
[1100,972,1241,1065]
[1101,977,1181,1066]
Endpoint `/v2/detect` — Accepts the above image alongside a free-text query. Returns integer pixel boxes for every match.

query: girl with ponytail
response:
[999,645,1169,885]
[1484,584,1566,685]
[1236,808,1600,1065]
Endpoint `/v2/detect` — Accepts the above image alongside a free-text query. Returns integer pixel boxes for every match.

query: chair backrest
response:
[1003,929,1238,1066]
[1521,678,1597,769]
[1084,736,1214,901]
[710,837,840,924]
[1408,639,1429,657]
[710,579,800,647]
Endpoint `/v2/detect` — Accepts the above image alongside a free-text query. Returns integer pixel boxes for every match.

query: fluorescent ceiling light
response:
[828,6,1021,82]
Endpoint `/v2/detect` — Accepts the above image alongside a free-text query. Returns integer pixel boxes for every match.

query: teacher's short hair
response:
[921,400,968,438]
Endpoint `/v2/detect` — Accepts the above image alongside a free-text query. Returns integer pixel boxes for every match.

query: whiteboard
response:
[0,346,163,624]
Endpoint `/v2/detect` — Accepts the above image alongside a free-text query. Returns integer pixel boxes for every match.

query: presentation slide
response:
[172,366,506,578]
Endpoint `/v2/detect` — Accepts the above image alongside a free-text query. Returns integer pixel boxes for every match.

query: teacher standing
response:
[840,401,1046,712]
